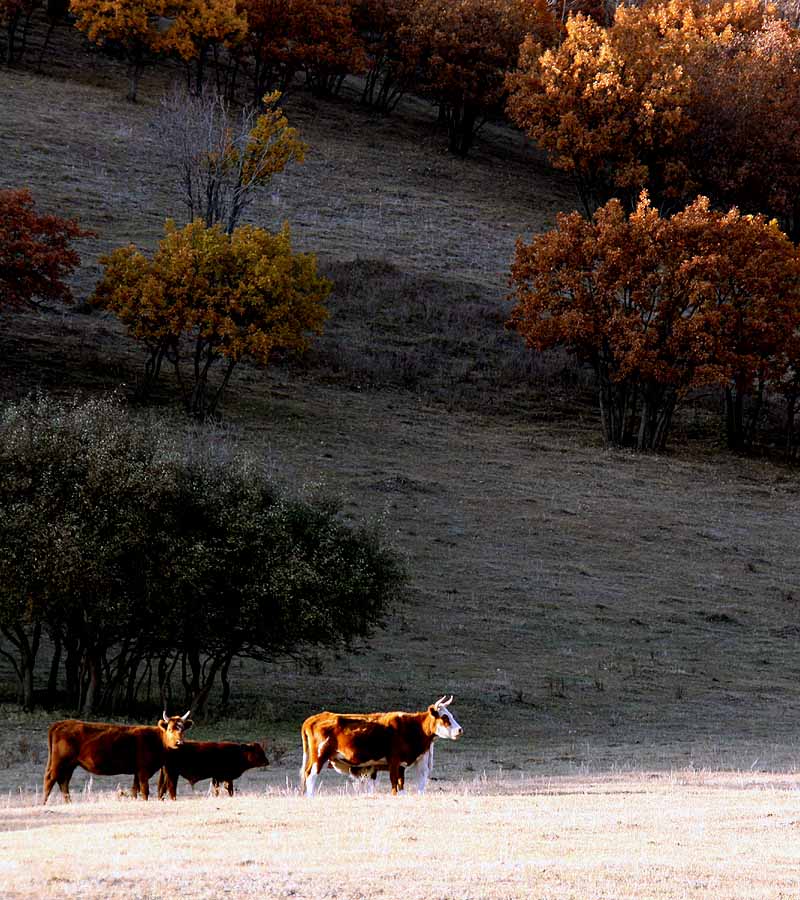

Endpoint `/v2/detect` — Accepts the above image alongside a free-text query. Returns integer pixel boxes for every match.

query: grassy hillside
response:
[1,16,800,807]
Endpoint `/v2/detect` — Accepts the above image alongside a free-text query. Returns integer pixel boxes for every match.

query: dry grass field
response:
[4,773,800,899]
[2,16,800,899]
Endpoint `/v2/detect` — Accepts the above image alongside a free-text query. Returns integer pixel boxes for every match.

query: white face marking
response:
[433,706,463,740]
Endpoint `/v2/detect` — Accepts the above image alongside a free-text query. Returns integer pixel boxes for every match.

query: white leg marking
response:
[417,746,434,794]
[306,764,321,797]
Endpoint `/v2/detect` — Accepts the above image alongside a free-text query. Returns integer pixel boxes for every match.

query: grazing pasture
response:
[1,14,800,898]
[3,772,800,899]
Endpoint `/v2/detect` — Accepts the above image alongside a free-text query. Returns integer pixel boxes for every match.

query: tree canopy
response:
[0,188,87,312]
[0,393,406,713]
[509,194,800,450]
[91,219,331,419]
[507,0,800,231]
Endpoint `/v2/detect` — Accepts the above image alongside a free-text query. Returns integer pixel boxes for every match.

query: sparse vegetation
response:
[1,4,800,897]
[152,87,306,235]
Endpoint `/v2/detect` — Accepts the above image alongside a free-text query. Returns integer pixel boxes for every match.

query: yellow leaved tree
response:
[507,0,800,228]
[164,0,247,94]
[71,0,174,101]
[153,87,306,234]
[92,219,331,419]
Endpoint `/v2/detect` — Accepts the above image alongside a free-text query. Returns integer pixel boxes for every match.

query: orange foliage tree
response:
[510,194,800,451]
[508,0,800,227]
[404,0,558,155]
[0,189,88,312]
[165,0,247,94]
[71,0,177,101]
[507,4,696,215]
[297,0,365,96]
[237,0,365,101]
[686,15,800,240]
[237,0,303,101]
[91,220,331,419]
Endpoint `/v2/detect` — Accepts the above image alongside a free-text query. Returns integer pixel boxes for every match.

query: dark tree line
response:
[0,393,406,714]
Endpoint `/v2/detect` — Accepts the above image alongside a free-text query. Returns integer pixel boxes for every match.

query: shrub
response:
[0,393,406,713]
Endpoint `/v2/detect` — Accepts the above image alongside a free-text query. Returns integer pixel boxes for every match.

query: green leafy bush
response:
[0,393,405,713]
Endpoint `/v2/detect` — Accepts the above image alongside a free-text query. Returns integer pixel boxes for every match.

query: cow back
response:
[164,741,267,785]
[323,712,431,767]
[48,720,168,778]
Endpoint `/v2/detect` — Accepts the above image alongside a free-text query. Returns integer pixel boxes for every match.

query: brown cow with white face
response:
[43,711,192,803]
[300,695,463,796]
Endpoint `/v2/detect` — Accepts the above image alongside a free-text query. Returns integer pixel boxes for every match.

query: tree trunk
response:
[207,357,237,419]
[47,633,62,705]
[725,381,746,451]
[785,392,798,458]
[82,650,102,714]
[220,656,232,710]
[0,622,41,710]
[127,45,144,103]
[182,647,202,709]
[64,634,81,708]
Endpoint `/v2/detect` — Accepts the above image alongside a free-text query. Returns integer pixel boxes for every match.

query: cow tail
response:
[45,723,55,774]
[300,724,309,789]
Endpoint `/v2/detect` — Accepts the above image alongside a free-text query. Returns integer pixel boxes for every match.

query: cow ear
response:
[182,719,194,730]
[158,719,168,730]
[428,705,439,718]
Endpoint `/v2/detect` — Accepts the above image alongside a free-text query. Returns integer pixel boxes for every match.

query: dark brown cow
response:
[43,711,192,803]
[300,695,463,796]
[157,740,269,799]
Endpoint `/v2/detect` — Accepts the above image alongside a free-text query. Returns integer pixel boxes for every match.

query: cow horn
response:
[444,695,454,706]
[434,695,447,708]
[162,709,169,722]
[181,710,191,721]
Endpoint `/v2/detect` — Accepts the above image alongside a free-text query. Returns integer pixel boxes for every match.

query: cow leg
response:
[389,760,403,795]
[131,775,140,799]
[137,770,151,800]
[417,746,433,794]
[305,740,332,797]
[305,761,323,796]
[212,779,221,797]
[43,763,63,805]
[224,780,234,797]
[43,766,54,805]
[157,768,173,801]
[44,761,76,804]
[300,727,309,793]
[162,768,178,801]
[57,767,76,803]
